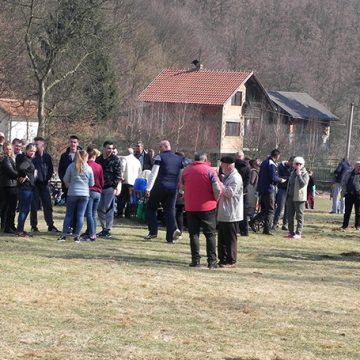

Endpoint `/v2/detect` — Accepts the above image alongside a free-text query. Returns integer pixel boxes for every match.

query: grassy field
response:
[0,197,359,360]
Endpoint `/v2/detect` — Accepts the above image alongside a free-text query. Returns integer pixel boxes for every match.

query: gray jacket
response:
[217,169,243,222]
[286,167,309,202]
[63,163,94,197]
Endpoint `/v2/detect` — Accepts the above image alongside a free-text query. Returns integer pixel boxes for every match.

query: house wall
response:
[220,84,246,153]
[0,109,38,142]
[0,109,10,138]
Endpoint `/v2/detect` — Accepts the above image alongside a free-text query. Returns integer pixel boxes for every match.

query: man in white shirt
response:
[117,148,142,218]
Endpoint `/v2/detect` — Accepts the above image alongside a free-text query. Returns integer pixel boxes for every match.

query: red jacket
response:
[182,161,221,212]
[88,160,104,193]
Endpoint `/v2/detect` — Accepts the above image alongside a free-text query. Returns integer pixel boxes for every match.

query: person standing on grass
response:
[84,147,104,241]
[58,135,81,201]
[0,142,18,233]
[15,143,37,237]
[96,141,122,238]
[134,141,153,171]
[58,150,94,242]
[235,150,250,236]
[117,148,142,218]
[273,156,295,231]
[249,149,285,235]
[181,152,222,269]
[144,140,183,243]
[331,158,351,214]
[30,136,60,233]
[217,156,243,268]
[340,161,360,231]
[285,157,309,239]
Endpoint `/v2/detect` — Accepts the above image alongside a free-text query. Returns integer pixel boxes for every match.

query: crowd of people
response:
[0,131,359,268]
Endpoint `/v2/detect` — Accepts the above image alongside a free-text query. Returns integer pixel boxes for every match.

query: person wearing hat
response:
[285,156,309,239]
[340,161,360,231]
[217,155,243,268]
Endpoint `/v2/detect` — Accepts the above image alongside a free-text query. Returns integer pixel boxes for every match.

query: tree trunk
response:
[37,81,46,137]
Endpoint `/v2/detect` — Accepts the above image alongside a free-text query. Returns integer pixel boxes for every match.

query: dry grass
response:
[0,197,359,360]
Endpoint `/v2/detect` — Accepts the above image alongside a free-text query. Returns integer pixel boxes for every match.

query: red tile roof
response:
[0,98,38,119]
[139,69,253,105]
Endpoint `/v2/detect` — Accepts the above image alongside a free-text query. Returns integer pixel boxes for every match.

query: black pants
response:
[176,204,184,234]
[187,210,217,265]
[238,193,248,235]
[30,183,54,228]
[147,187,177,242]
[342,193,360,228]
[254,192,275,233]
[218,222,238,265]
[117,184,133,218]
[0,186,17,231]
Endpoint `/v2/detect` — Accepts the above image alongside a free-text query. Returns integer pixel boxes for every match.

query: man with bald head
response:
[144,140,184,243]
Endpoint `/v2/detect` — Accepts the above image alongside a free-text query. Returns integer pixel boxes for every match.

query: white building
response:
[0,98,38,142]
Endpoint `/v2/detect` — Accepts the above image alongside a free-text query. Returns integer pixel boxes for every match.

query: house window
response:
[225,122,240,136]
[231,91,242,106]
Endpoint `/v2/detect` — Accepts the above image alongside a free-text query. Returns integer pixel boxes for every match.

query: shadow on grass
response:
[266,250,360,263]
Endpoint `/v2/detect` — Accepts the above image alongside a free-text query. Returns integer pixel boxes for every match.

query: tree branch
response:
[24,0,41,82]
[46,52,92,93]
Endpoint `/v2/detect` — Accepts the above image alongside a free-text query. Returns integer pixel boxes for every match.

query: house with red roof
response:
[138,67,274,158]
[0,98,38,142]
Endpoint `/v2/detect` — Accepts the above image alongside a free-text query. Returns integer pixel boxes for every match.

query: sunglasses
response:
[295,163,302,165]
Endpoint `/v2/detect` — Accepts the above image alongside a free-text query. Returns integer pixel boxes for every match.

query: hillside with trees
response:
[0,0,359,159]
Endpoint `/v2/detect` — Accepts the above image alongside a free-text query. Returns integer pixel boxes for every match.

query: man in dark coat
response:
[235,150,250,236]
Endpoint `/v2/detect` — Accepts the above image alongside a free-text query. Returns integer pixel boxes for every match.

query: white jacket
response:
[217,169,243,222]
[122,154,142,185]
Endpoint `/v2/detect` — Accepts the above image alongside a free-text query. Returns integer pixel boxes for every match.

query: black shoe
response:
[189,261,201,268]
[48,226,61,233]
[73,236,81,243]
[144,233,157,240]
[281,225,288,231]
[31,227,39,232]
[208,263,218,269]
[57,235,66,242]
[3,229,16,234]
[263,230,274,235]
[248,220,257,233]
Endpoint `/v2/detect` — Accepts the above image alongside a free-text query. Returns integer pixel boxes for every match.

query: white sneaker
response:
[293,234,301,239]
[172,229,181,241]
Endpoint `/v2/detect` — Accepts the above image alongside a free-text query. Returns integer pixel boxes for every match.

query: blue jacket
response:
[257,157,282,195]
[334,159,351,183]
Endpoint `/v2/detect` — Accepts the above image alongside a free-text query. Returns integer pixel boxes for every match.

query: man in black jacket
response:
[235,150,250,236]
[30,137,60,232]
[58,135,80,199]
[134,141,153,171]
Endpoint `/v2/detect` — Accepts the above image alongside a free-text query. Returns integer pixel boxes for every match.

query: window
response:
[231,91,242,106]
[225,122,240,136]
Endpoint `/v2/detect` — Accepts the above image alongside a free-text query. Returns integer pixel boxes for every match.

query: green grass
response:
[0,197,359,359]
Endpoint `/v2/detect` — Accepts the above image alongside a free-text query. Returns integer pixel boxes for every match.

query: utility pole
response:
[345,103,354,160]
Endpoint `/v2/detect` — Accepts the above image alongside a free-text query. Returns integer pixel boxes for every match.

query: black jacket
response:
[58,147,81,181]
[32,152,54,184]
[135,151,153,171]
[235,159,250,192]
[0,156,18,187]
[16,153,35,189]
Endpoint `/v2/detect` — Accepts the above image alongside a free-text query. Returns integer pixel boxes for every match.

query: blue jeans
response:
[86,191,101,237]
[62,196,89,237]
[273,188,288,226]
[17,189,33,232]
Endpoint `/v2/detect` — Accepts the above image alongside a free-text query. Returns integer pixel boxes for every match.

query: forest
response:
[0,0,359,159]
